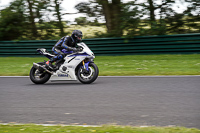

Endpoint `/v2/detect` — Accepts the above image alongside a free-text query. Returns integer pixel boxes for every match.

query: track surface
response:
[0,76,199,128]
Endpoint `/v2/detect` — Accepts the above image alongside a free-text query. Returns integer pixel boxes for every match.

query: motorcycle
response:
[29,42,99,84]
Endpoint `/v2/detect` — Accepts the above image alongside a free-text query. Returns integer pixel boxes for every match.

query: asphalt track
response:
[0,76,199,128]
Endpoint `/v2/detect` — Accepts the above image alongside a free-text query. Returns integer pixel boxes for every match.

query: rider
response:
[45,30,83,69]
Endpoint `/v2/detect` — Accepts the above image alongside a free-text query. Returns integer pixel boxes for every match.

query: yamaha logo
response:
[58,74,68,77]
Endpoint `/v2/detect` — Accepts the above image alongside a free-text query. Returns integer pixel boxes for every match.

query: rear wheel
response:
[77,63,99,84]
[29,62,51,84]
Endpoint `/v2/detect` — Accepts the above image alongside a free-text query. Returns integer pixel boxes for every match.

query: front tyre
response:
[77,62,99,84]
[29,62,51,84]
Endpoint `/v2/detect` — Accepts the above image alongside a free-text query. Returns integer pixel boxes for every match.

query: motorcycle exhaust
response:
[33,63,53,74]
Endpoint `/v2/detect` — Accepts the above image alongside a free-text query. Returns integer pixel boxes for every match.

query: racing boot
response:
[45,60,54,70]
[45,57,56,70]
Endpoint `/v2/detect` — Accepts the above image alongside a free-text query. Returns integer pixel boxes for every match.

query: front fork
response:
[82,60,90,71]
[82,60,86,69]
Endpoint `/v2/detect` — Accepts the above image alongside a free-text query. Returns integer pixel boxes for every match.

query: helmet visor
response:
[75,35,82,41]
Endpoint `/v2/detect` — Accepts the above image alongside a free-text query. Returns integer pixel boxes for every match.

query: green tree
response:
[141,0,175,35]
[98,0,122,36]
[125,0,200,35]
[26,0,38,39]
[120,1,142,36]
[53,0,65,36]
[0,0,60,40]
[0,0,25,40]
[161,0,200,34]
[75,0,123,36]
[75,17,89,25]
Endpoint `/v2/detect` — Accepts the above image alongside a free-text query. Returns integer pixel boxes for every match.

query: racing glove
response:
[77,47,83,52]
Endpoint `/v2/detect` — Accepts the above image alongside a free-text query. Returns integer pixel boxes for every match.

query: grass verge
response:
[0,54,199,76]
[0,124,200,133]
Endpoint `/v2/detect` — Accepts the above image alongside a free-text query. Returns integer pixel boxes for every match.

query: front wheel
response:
[29,62,51,84]
[77,62,99,84]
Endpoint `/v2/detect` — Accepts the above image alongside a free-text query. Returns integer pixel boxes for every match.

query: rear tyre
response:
[77,63,99,84]
[29,62,51,84]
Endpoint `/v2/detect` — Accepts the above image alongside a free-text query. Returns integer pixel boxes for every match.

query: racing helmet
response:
[72,30,83,43]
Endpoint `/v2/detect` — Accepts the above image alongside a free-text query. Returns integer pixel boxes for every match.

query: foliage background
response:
[0,0,199,41]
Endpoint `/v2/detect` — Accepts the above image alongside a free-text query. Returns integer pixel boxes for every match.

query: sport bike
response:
[30,42,99,84]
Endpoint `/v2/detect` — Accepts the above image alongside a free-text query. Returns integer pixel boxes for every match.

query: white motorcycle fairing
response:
[50,42,95,81]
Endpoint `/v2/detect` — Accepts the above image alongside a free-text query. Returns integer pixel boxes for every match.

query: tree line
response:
[0,0,199,41]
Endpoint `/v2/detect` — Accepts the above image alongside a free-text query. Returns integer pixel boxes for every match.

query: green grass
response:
[96,54,200,76]
[0,54,199,76]
[0,124,200,133]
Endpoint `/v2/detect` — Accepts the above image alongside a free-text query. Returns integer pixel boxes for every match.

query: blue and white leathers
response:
[52,36,74,61]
